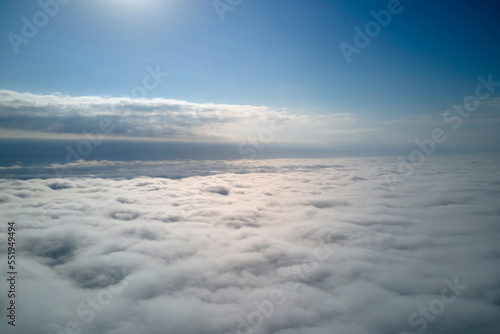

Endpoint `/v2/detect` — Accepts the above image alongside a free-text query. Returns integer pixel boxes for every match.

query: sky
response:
[1,3,500,334]
[0,1,498,107]
[0,0,500,158]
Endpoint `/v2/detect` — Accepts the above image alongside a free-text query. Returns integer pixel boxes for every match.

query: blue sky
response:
[0,0,499,163]
[1,0,499,115]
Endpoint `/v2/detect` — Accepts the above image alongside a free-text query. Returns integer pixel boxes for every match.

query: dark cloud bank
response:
[0,157,499,334]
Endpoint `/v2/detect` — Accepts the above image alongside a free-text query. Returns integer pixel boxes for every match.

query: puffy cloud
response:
[0,156,499,333]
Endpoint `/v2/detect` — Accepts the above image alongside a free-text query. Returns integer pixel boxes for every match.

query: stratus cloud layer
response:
[0,90,294,142]
[0,157,499,334]
[1,90,499,149]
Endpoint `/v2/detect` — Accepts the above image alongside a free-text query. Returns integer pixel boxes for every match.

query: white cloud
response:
[0,90,296,142]
[2,90,498,150]
[0,157,499,333]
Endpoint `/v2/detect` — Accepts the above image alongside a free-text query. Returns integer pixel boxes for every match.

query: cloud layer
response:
[0,90,293,142]
[1,156,500,334]
[1,90,499,150]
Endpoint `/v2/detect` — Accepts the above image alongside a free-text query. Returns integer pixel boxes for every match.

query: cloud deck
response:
[0,157,499,334]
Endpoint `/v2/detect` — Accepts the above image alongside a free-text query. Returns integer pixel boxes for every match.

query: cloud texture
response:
[1,90,499,150]
[0,157,500,334]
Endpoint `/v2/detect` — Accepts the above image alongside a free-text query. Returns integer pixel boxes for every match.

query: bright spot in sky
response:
[95,0,168,16]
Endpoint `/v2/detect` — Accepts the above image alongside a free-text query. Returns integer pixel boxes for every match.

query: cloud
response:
[2,90,499,151]
[0,157,500,333]
[0,90,296,142]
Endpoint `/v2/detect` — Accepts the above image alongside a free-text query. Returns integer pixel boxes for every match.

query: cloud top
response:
[1,156,499,333]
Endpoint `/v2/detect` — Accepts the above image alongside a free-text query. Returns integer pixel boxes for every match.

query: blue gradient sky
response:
[1,0,499,116]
